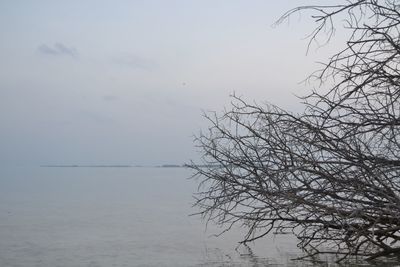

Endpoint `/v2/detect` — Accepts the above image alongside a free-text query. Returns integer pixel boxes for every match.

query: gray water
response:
[0,167,396,266]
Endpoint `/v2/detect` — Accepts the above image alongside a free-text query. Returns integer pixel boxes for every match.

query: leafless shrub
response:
[190,0,400,262]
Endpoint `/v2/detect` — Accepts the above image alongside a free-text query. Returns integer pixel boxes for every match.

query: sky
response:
[0,0,342,167]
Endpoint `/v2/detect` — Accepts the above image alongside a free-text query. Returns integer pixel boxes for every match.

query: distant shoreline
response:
[39,164,217,168]
[40,165,133,168]
[39,164,188,168]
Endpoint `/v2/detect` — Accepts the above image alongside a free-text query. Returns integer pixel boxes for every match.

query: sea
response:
[0,166,396,266]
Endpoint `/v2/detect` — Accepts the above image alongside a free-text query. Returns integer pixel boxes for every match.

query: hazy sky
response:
[0,1,341,166]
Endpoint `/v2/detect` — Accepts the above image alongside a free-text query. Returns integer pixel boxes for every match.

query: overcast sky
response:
[0,1,342,166]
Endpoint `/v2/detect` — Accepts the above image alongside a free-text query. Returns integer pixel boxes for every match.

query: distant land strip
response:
[40,164,189,168]
[40,165,133,168]
[40,164,219,168]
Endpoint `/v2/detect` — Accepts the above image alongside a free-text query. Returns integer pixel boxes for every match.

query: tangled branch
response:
[190,0,400,262]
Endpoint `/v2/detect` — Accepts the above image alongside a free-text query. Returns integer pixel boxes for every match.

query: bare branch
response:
[190,0,400,262]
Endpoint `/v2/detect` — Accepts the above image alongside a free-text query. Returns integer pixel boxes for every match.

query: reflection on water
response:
[0,167,399,267]
[195,244,400,267]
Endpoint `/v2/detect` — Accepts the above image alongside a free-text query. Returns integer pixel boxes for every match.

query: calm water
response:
[0,167,397,267]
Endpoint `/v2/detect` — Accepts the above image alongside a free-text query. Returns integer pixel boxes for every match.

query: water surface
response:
[0,167,395,266]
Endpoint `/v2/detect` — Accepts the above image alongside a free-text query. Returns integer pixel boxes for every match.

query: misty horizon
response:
[0,0,342,167]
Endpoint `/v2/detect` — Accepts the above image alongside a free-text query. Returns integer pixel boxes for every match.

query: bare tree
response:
[190,0,400,262]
